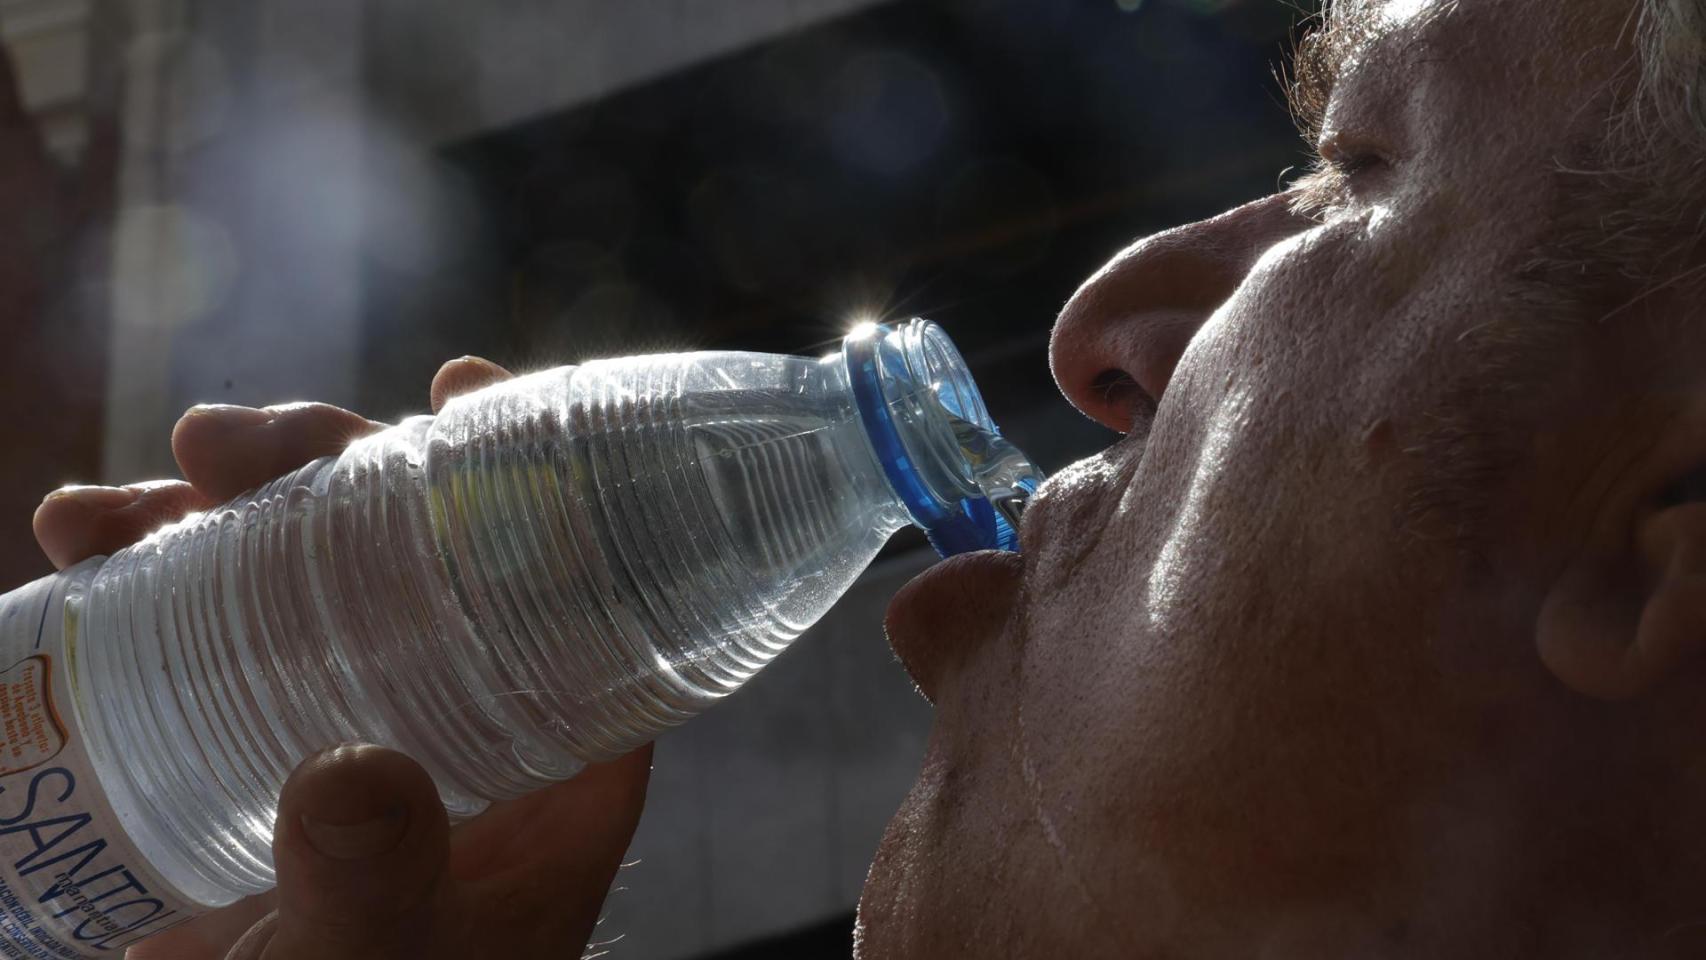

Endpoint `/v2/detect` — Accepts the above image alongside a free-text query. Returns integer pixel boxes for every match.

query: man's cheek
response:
[1210,218,1409,374]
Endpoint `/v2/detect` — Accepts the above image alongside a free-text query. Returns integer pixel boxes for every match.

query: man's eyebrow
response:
[1286,1,1464,147]
[1286,3,1382,146]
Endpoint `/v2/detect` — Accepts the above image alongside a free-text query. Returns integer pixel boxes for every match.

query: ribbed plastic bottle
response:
[0,319,1041,955]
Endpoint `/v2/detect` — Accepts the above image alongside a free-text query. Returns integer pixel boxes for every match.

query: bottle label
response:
[0,573,197,957]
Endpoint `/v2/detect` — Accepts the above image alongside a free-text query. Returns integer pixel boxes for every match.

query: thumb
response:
[252,744,453,960]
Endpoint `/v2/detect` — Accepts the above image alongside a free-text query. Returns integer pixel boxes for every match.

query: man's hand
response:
[33,358,652,960]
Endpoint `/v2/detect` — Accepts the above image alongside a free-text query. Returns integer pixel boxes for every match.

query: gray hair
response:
[1587,0,1706,307]
[1637,0,1706,148]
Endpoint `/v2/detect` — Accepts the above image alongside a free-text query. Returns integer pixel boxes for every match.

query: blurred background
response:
[0,0,1314,956]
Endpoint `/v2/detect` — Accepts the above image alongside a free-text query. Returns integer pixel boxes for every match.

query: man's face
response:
[858,0,1706,956]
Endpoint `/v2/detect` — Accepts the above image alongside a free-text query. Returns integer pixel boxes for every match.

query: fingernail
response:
[43,485,140,509]
[442,356,495,375]
[185,403,274,427]
[300,806,408,861]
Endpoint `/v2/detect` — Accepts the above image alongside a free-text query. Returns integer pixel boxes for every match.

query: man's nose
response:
[1049,193,1310,432]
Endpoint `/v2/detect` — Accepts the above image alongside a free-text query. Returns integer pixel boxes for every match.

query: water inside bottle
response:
[949,414,1041,530]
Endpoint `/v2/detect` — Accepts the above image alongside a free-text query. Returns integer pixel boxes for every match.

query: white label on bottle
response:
[0,574,197,957]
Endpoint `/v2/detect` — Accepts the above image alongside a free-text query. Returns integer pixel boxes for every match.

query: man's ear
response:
[1537,468,1706,701]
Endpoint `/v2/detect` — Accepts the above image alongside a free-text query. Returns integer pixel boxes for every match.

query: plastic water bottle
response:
[0,319,1041,954]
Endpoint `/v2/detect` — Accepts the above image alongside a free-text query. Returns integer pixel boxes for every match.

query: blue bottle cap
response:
[842,320,1042,558]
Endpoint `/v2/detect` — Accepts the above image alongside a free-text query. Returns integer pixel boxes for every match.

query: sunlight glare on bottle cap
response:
[847,317,881,341]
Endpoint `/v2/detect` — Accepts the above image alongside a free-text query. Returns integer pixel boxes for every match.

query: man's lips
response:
[883,549,1025,703]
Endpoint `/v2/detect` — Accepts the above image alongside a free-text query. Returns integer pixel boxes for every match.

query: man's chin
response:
[851,881,890,959]
[852,806,913,958]
[853,764,951,959]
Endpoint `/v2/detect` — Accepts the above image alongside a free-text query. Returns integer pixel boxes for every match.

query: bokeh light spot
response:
[111,205,239,331]
[826,50,949,177]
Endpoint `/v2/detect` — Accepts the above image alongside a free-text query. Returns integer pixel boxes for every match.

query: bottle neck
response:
[840,320,1042,558]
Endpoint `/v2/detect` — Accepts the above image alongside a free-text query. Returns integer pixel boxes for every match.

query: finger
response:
[262,744,452,960]
[453,745,652,954]
[32,481,213,569]
[429,357,512,414]
[172,403,384,503]
[220,911,278,960]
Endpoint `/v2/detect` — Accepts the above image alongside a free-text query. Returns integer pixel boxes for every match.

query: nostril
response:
[1090,368,1141,404]
[1089,369,1155,432]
